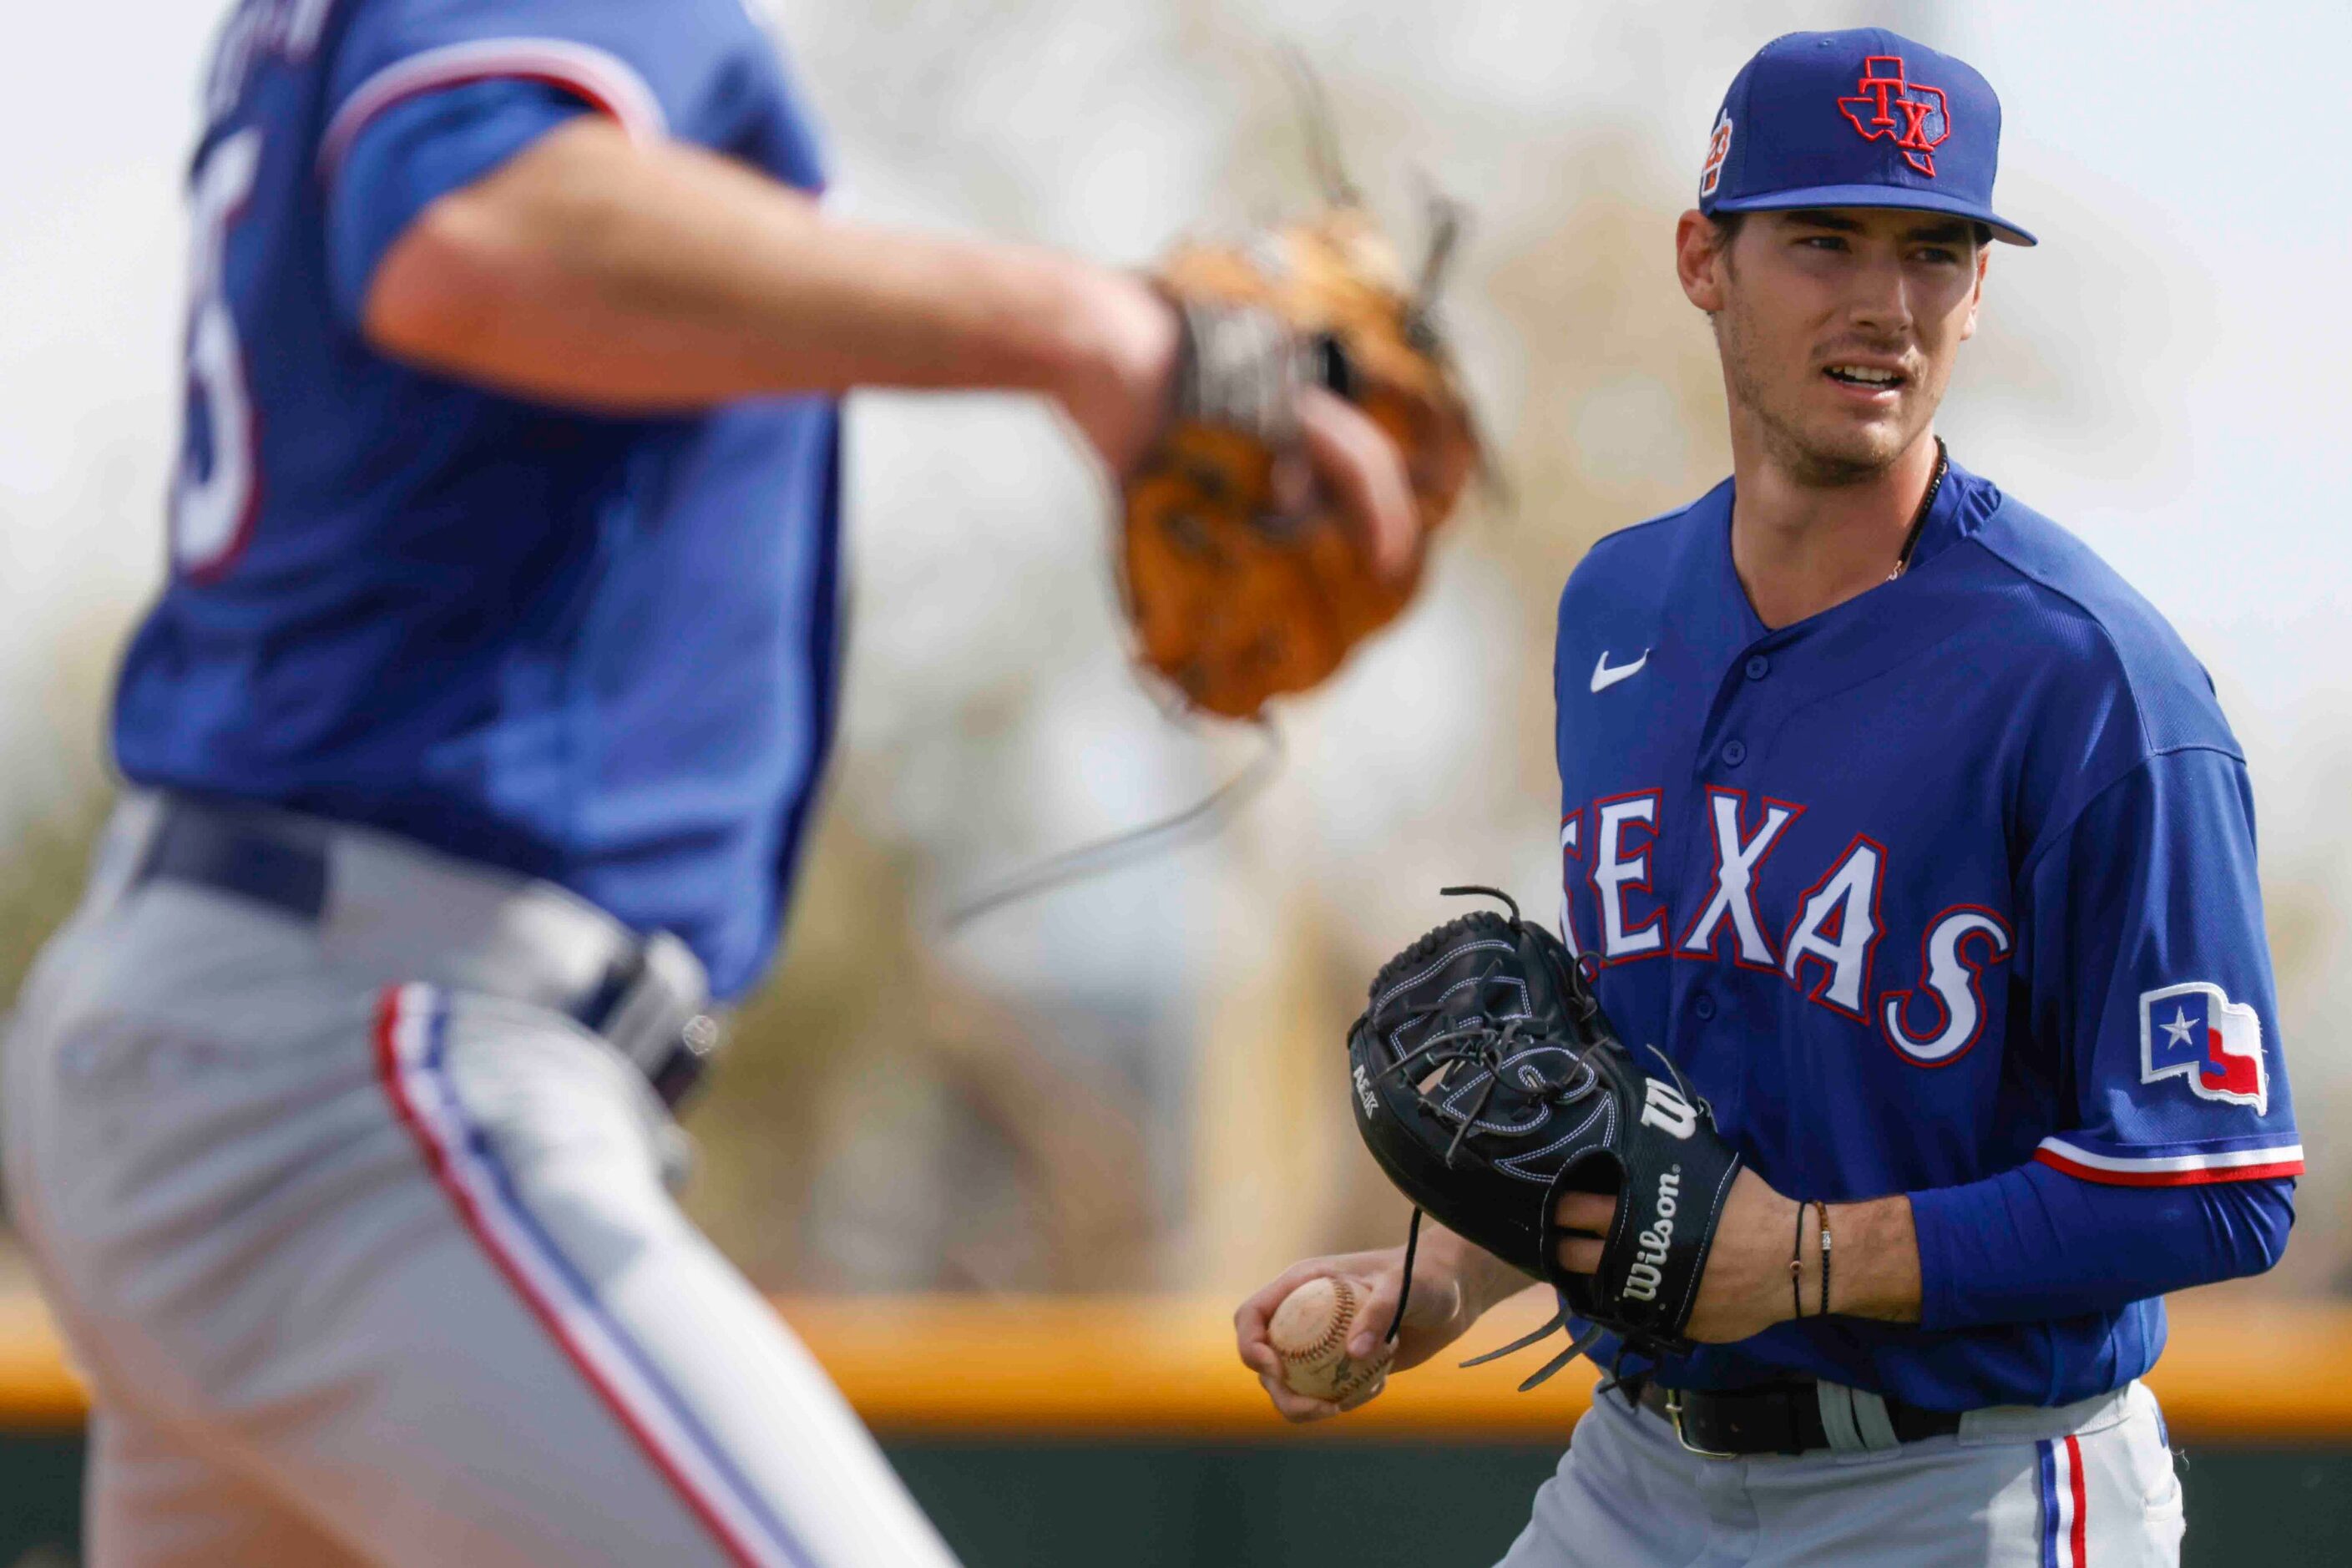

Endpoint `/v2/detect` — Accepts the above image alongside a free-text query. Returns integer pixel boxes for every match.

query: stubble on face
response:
[1707,218,1972,488]
[1714,299,1912,487]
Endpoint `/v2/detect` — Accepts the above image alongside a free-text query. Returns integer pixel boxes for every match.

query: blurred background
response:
[3,0,2348,1563]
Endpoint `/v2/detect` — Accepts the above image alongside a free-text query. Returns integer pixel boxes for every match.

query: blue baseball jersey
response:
[114,0,837,998]
[1555,458,2301,1409]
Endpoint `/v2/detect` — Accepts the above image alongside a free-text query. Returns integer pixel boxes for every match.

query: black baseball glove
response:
[1346,887,1744,1392]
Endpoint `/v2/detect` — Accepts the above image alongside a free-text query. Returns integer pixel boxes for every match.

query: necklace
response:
[1886,438,1950,582]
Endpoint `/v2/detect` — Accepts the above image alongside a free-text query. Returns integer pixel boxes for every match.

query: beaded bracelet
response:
[1818,1203,1835,1318]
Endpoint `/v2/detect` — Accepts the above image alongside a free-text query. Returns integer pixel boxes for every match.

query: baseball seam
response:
[1277,1277,1357,1368]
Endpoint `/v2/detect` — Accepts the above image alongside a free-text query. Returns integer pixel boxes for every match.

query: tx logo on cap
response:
[1837,55,1950,176]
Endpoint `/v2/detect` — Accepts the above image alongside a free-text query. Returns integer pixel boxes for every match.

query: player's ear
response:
[1676,210,1730,315]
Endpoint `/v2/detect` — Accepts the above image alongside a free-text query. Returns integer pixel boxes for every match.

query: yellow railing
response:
[3,1288,2347,1440]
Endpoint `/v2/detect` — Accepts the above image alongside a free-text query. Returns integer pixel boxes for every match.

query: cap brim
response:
[1709,184,2036,246]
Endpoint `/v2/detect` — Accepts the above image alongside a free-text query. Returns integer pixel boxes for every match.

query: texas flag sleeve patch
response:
[2032,979,2302,1188]
[2139,981,2268,1115]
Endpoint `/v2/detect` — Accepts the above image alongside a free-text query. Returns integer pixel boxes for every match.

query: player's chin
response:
[1791,407,1914,477]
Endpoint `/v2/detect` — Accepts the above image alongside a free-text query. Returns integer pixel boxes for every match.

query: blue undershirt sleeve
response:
[1910,1162,2294,1333]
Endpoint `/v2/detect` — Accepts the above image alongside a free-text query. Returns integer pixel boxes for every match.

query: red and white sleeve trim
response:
[2034,1135,2305,1187]
[320,37,668,179]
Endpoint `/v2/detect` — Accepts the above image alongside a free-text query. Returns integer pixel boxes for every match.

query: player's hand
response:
[1234,1237,1498,1424]
[1058,275,1182,479]
[1060,276,1418,583]
[1552,1167,1801,1344]
[1287,386,1419,581]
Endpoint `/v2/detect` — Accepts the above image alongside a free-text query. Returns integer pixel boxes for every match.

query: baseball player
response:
[1237,29,2298,1567]
[0,1,1414,1564]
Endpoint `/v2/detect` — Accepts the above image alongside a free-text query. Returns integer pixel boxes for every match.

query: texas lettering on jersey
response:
[1549,463,2299,1227]
[1560,789,2009,1066]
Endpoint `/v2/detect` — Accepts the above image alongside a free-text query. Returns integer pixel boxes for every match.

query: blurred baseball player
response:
[0,0,1412,1563]
[1238,29,2298,1567]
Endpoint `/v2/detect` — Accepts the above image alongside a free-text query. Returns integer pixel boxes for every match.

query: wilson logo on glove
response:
[1640,1080,1700,1139]
[1621,1166,1683,1303]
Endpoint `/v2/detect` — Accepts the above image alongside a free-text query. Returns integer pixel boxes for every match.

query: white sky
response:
[1940,0,2352,802]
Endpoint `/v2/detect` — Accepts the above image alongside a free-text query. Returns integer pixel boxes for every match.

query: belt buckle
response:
[1662,1389,1741,1460]
[649,1013,725,1110]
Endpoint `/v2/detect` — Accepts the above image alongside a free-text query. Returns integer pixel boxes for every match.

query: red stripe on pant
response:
[2064,1432,2087,1565]
[371,986,772,1568]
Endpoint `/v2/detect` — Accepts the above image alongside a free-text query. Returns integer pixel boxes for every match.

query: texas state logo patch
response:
[2140,982,2267,1115]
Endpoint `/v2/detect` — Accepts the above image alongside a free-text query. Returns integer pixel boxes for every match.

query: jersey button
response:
[1692,993,1717,1021]
[1722,738,1748,766]
[1745,655,1770,680]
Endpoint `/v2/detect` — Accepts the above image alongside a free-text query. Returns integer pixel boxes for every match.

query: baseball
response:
[1267,1275,1394,1404]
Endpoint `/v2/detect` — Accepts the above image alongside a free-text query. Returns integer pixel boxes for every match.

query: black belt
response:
[1638,1378,1963,1458]
[134,795,331,918]
[130,798,720,1106]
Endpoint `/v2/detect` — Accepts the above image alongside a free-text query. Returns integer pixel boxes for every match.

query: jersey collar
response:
[1705,452,1998,646]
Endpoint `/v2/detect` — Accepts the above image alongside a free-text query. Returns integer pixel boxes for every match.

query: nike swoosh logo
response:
[1591,650,1649,693]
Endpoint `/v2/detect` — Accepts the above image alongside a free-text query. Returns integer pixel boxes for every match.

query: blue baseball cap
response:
[1698,29,2036,246]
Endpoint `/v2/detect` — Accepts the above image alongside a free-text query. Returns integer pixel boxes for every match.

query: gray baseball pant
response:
[1497,1373,2183,1567]
[2,793,959,1567]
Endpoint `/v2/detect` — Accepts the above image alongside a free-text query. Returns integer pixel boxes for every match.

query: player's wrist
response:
[1819,1196,1924,1323]
[1414,1219,1521,1321]
[1773,1195,1920,1326]
[1048,266,1181,477]
[1775,1189,1813,1330]
[1464,1249,1537,1322]
[1687,1170,1808,1343]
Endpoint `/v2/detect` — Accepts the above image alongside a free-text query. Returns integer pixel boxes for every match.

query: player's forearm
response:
[1677,1174,1921,1339]
[364,118,1173,428]
[1813,1194,1922,1323]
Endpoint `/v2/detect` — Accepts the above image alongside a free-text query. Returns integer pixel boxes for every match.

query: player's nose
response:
[1840,257,1915,336]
